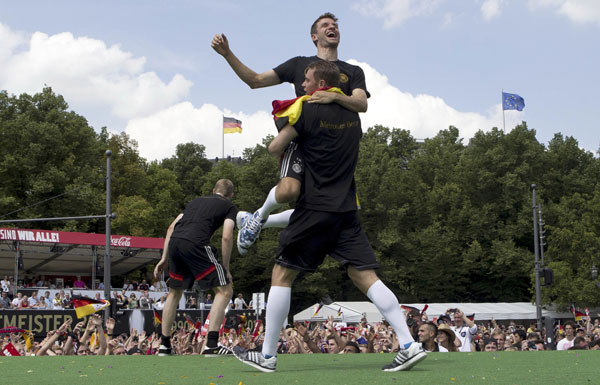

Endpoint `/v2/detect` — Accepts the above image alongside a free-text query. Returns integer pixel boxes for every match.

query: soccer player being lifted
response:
[212,12,368,254]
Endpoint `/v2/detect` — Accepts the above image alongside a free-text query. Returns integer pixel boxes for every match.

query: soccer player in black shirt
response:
[212,13,369,254]
[153,179,237,356]
[233,62,426,373]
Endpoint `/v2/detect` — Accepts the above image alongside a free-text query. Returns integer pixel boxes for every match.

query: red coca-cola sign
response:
[111,236,132,247]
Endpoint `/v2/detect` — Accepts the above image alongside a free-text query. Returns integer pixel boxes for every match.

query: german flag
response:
[570,304,587,321]
[312,303,324,317]
[71,295,110,319]
[271,87,345,131]
[466,314,475,321]
[574,310,586,321]
[223,116,242,134]
[184,313,195,328]
[153,310,162,325]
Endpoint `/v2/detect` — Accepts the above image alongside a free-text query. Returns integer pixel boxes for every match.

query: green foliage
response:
[2,87,599,311]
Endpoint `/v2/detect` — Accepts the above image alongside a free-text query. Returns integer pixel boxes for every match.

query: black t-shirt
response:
[171,194,238,245]
[293,102,361,212]
[273,56,369,98]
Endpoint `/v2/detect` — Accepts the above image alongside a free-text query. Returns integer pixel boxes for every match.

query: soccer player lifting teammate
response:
[153,179,238,357]
[211,12,369,254]
[232,61,427,373]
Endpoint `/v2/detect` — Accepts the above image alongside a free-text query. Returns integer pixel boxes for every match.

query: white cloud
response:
[481,0,502,21]
[350,59,520,141]
[0,24,192,122]
[126,59,522,161]
[0,23,25,64]
[528,0,600,24]
[0,22,522,162]
[125,102,274,161]
[353,0,443,29]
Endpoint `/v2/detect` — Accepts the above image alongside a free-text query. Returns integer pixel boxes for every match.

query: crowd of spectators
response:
[1,274,169,292]
[2,304,599,356]
[2,275,599,354]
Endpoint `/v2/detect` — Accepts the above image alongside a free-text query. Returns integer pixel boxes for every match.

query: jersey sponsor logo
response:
[339,73,349,83]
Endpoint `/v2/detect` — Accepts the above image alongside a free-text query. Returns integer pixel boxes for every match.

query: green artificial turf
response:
[1,351,597,385]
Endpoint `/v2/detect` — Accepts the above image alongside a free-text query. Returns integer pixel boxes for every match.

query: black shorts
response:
[279,141,303,182]
[167,238,230,290]
[276,208,378,272]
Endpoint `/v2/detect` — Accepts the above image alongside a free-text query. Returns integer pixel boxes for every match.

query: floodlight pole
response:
[532,184,543,330]
[13,240,20,295]
[104,150,112,319]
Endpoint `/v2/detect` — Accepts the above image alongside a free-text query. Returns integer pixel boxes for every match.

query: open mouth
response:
[326,31,337,38]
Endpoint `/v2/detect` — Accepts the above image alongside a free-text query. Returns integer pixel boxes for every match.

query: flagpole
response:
[222,115,224,159]
[502,89,505,132]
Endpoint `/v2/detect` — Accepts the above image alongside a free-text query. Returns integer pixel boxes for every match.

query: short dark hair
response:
[513,329,527,340]
[423,321,438,334]
[563,321,576,330]
[305,61,340,88]
[344,340,360,353]
[310,12,338,36]
[483,338,497,347]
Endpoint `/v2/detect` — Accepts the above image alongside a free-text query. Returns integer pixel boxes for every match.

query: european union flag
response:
[502,92,525,111]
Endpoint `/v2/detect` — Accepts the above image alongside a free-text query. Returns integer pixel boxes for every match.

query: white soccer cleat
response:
[382,342,427,372]
[233,346,277,373]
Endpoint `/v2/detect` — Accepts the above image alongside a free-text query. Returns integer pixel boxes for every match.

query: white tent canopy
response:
[294,302,577,324]
[293,303,363,323]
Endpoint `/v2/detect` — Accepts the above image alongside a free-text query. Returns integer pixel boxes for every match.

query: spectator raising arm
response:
[37,319,72,356]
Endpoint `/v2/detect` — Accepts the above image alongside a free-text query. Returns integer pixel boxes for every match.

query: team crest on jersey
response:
[461,331,466,337]
[339,73,349,83]
[292,162,302,174]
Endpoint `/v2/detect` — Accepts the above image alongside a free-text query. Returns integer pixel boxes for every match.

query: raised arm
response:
[211,34,281,89]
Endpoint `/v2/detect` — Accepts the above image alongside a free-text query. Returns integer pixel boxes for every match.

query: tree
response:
[0,87,105,232]
[160,142,212,202]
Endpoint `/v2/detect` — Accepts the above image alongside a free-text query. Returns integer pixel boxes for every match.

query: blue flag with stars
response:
[502,92,525,111]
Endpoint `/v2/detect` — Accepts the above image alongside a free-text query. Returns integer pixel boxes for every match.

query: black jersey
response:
[170,194,237,245]
[293,102,361,212]
[273,56,369,98]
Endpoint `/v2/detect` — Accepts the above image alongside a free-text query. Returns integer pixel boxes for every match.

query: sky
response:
[1,0,599,161]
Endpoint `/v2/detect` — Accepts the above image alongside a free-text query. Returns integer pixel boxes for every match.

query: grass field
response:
[1,351,597,385]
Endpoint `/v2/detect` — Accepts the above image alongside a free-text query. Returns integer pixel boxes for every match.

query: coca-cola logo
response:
[111,236,131,247]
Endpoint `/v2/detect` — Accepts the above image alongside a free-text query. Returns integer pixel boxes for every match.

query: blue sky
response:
[1,0,598,160]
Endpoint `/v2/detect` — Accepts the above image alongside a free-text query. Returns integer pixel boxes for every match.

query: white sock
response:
[262,286,291,357]
[366,280,415,347]
[257,187,283,219]
[263,209,293,229]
